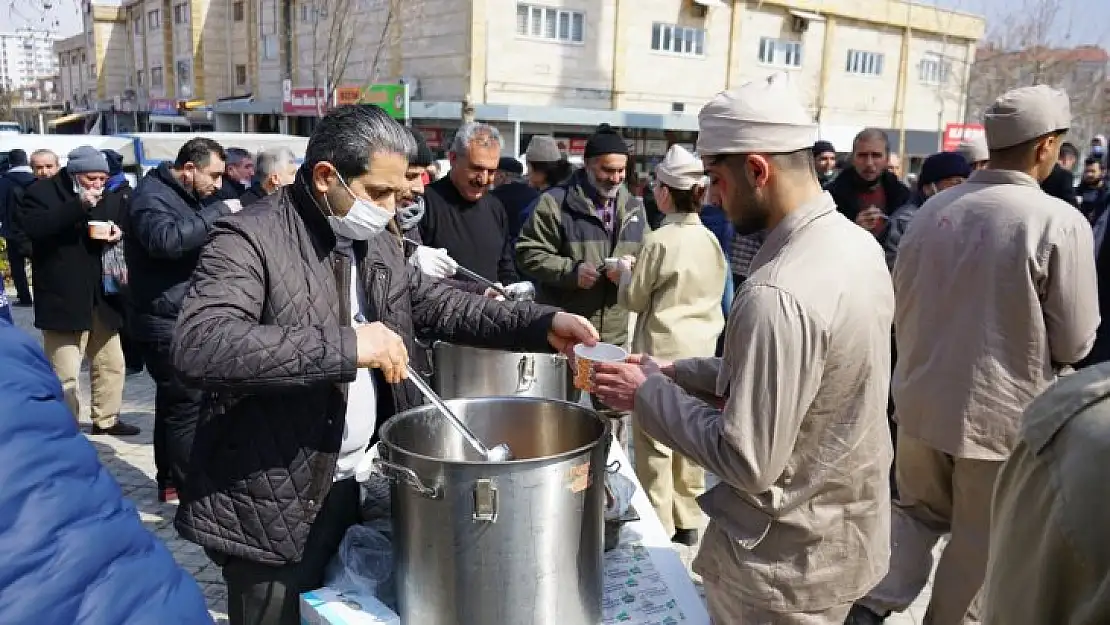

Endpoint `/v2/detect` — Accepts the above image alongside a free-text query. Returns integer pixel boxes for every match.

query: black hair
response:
[305,105,415,179]
[529,159,574,186]
[852,128,891,155]
[174,137,227,169]
[661,183,707,214]
[1060,142,1081,160]
[1085,156,1103,168]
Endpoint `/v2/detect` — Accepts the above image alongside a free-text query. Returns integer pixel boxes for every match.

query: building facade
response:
[60,0,985,162]
[0,29,58,93]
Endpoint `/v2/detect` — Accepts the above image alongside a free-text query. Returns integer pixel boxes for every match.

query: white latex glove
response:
[617,258,634,287]
[483,283,506,300]
[222,199,243,214]
[409,245,459,279]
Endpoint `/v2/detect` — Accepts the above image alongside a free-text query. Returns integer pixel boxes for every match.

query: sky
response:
[4,0,1108,47]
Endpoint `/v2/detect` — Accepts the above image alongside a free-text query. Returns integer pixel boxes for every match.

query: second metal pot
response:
[431,342,570,401]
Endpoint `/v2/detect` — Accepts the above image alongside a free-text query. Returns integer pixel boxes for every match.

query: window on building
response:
[651,23,706,56]
[136,69,144,87]
[515,4,584,43]
[133,16,142,35]
[233,1,245,21]
[301,3,314,22]
[757,37,802,67]
[918,52,951,85]
[174,3,189,25]
[147,9,160,29]
[846,49,884,76]
[151,66,163,88]
[176,59,192,97]
[88,63,95,78]
[235,64,247,86]
[262,34,278,60]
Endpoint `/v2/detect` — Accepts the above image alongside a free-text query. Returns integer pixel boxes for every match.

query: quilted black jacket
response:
[170,173,559,565]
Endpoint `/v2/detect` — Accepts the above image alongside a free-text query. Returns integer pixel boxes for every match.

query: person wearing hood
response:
[1088,134,1106,165]
[956,135,990,171]
[0,148,35,306]
[240,147,298,207]
[614,144,727,546]
[17,146,138,437]
[1040,161,1080,208]
[826,128,912,235]
[813,140,839,185]
[126,137,241,504]
[880,151,971,270]
[168,105,598,625]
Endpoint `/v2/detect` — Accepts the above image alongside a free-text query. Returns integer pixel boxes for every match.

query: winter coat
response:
[492,181,540,241]
[0,166,35,240]
[825,167,912,223]
[516,169,647,345]
[171,173,559,565]
[125,163,233,343]
[0,319,211,625]
[17,168,127,333]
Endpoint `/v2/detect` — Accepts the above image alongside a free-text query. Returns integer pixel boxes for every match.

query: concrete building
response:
[58,0,985,163]
[0,29,58,94]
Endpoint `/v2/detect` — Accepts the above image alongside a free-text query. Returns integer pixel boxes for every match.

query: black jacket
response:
[239,183,269,207]
[171,172,559,565]
[0,168,35,242]
[208,177,248,204]
[420,177,519,285]
[826,167,912,223]
[126,163,233,342]
[18,169,127,332]
[492,181,540,241]
[1041,165,1079,209]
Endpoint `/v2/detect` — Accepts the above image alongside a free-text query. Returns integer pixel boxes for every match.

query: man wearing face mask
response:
[419,123,520,293]
[170,105,598,625]
[126,137,240,504]
[240,147,298,207]
[590,73,894,624]
[848,85,1098,625]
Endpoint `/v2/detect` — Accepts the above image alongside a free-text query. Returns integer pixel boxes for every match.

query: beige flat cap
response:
[696,72,817,156]
[655,145,707,190]
[984,85,1071,150]
[956,135,989,163]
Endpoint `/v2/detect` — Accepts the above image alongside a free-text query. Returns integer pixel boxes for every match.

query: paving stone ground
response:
[8,295,937,624]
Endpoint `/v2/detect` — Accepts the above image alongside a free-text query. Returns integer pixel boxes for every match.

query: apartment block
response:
[0,29,58,93]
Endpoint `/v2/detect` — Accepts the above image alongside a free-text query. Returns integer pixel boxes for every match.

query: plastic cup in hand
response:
[573,342,629,392]
[88,220,113,240]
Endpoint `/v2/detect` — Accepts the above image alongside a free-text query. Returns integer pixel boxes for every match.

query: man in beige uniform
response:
[981,365,1110,625]
[593,72,895,624]
[848,85,1099,625]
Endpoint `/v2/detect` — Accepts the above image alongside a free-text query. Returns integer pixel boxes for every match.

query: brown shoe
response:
[91,421,141,436]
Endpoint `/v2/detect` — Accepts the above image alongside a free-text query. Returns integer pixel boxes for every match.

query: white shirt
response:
[334,262,378,481]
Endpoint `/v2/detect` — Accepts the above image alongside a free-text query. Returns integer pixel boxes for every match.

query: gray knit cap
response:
[66,145,110,174]
[525,135,562,163]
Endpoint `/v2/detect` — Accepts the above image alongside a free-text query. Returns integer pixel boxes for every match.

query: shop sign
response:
[334,86,363,107]
[360,84,407,120]
[149,98,178,115]
[417,127,445,149]
[283,83,326,116]
[942,123,985,152]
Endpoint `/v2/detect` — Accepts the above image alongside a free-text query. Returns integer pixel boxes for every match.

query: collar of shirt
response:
[750,191,836,274]
[661,212,702,227]
[965,168,1041,189]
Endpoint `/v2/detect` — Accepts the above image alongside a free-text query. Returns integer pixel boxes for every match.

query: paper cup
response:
[88,220,113,240]
[573,342,628,392]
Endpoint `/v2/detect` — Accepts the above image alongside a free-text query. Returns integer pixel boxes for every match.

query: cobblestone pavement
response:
[8,295,936,624]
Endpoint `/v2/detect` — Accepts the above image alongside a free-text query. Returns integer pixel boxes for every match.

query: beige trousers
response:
[860,431,1001,625]
[41,309,124,428]
[704,578,852,624]
[633,418,704,536]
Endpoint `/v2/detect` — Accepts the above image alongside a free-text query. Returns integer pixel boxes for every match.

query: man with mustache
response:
[590,73,894,623]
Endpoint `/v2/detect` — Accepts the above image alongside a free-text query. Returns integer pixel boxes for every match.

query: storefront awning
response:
[46,110,96,128]
[692,0,726,7]
[789,9,826,22]
[148,114,191,128]
[183,99,209,111]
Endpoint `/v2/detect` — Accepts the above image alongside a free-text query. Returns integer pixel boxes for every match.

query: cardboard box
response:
[300,587,400,625]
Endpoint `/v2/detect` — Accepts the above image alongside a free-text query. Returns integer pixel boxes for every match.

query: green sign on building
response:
[360,84,408,120]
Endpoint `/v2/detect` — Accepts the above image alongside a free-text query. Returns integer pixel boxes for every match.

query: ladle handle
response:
[405,364,492,457]
[401,237,510,299]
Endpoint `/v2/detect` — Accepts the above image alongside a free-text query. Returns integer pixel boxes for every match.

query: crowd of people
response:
[0,68,1108,625]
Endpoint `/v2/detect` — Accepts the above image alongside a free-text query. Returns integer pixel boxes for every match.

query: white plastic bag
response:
[324,518,397,609]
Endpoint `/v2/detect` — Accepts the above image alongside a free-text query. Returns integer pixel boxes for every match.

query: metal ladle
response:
[402,237,512,300]
[405,364,515,462]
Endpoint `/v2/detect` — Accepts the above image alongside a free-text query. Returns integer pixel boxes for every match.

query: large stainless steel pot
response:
[431,342,570,400]
[376,397,610,625]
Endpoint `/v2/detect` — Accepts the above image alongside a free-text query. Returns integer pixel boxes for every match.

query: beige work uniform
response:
[861,169,1099,623]
[982,364,1110,625]
[635,192,894,622]
[42,306,125,428]
[619,211,726,537]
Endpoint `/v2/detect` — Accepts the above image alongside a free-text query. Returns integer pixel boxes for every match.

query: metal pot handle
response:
[372,457,441,499]
[606,460,621,474]
[516,354,537,393]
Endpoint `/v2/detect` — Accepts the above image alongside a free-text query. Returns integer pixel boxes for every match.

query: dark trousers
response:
[4,238,31,303]
[221,479,361,625]
[142,339,204,491]
[120,324,144,371]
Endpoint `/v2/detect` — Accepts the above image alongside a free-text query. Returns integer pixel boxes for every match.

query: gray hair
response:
[30,148,58,163]
[450,122,502,157]
[256,147,297,179]
[226,147,252,165]
[305,105,416,179]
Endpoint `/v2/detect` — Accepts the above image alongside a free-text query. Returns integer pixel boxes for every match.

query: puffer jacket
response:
[171,171,560,565]
[0,319,211,624]
[516,169,646,345]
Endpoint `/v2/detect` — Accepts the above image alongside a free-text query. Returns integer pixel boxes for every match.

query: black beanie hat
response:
[584,124,628,159]
[408,128,435,167]
[918,152,970,189]
[812,140,836,156]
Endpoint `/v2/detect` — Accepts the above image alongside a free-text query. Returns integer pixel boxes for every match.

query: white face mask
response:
[325,173,394,241]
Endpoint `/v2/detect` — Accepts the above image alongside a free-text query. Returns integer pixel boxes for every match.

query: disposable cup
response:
[88,220,113,240]
[573,342,629,392]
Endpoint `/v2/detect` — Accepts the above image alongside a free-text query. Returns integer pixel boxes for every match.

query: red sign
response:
[417,127,444,149]
[942,123,985,152]
[283,87,326,116]
[148,98,178,115]
[334,86,362,107]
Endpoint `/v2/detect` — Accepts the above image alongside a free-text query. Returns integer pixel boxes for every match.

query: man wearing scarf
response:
[825,128,911,236]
